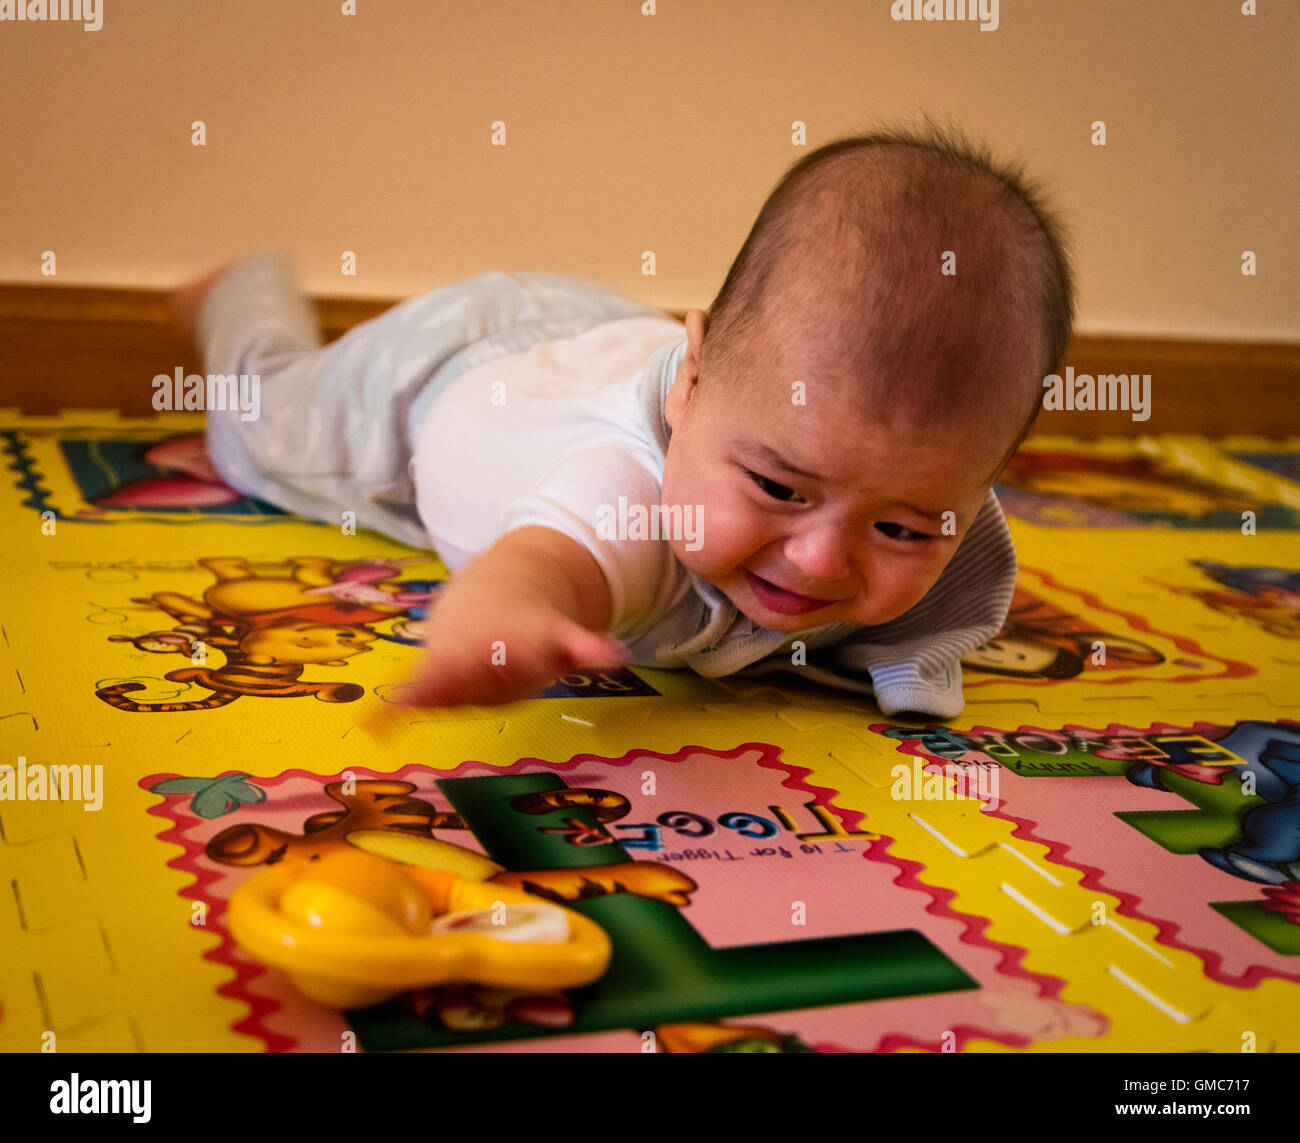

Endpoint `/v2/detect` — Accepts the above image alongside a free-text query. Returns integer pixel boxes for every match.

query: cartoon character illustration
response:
[372,580,443,646]
[139,556,412,625]
[1192,562,1300,596]
[202,779,698,909]
[1147,561,1300,639]
[961,586,1164,679]
[95,557,426,712]
[148,773,267,818]
[109,620,213,655]
[1122,723,1300,927]
[405,989,817,1048]
[77,435,250,512]
[996,450,1263,524]
[96,621,375,711]
[190,778,702,1034]
[303,562,434,609]
[405,985,574,1033]
[1194,737,1300,886]
[205,780,471,866]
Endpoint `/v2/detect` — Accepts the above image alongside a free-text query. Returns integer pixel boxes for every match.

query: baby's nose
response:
[783,525,854,584]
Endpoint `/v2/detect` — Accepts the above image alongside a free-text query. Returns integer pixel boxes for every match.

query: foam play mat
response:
[2,409,1299,1053]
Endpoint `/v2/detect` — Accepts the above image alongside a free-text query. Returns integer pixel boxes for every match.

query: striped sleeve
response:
[822,487,1018,717]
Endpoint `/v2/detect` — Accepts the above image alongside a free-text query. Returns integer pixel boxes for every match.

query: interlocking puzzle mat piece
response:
[0,541,711,757]
[0,740,249,1053]
[982,528,1299,715]
[136,748,1117,1053]
[996,434,1300,529]
[1137,555,1300,644]
[858,716,1300,1047]
[0,409,290,527]
[0,416,286,533]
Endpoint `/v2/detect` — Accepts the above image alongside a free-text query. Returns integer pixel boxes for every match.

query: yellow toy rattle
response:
[227,847,612,1009]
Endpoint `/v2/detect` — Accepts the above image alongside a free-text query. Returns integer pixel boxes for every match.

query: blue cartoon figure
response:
[1197,737,1300,884]
[1125,722,1300,885]
[1118,721,1300,942]
[374,579,444,647]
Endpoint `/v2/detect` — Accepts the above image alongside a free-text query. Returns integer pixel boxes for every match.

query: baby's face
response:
[661,312,1007,634]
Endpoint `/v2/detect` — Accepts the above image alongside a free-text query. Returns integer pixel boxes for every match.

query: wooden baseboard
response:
[2,282,1296,436]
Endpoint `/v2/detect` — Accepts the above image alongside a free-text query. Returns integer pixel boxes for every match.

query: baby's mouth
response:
[744,571,837,616]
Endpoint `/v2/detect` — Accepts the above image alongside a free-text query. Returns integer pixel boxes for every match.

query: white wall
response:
[0,0,1294,339]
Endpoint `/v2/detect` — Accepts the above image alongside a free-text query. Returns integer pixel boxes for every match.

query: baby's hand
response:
[404,602,627,707]
[400,567,627,709]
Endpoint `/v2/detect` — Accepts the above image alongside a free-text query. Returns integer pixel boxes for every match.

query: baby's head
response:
[661,124,1074,633]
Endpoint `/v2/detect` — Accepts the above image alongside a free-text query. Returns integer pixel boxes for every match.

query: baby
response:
[177,125,1074,718]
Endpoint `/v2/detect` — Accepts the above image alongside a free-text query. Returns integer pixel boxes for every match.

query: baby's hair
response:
[702,120,1076,485]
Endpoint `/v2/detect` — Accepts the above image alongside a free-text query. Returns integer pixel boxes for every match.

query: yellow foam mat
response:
[1,411,1297,1052]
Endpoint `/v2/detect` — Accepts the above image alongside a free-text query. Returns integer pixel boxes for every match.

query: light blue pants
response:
[199,252,669,548]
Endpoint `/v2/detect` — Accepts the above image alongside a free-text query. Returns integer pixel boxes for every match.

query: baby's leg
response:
[195,252,431,546]
[195,252,321,377]
[195,256,669,549]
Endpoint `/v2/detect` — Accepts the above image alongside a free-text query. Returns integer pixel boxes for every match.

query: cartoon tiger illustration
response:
[202,779,698,907]
[96,622,375,711]
[96,556,396,713]
[205,780,468,864]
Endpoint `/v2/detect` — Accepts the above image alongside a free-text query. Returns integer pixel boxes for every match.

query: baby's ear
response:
[664,376,688,429]
[664,359,701,430]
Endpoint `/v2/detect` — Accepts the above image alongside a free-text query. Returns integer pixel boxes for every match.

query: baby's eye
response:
[875,521,932,542]
[747,471,803,503]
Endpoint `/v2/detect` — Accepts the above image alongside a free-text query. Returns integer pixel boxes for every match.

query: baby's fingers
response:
[401,663,473,709]
[551,623,630,673]
[402,643,495,708]
[399,621,628,710]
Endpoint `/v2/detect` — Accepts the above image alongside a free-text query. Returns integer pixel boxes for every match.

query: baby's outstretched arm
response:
[405,526,628,708]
